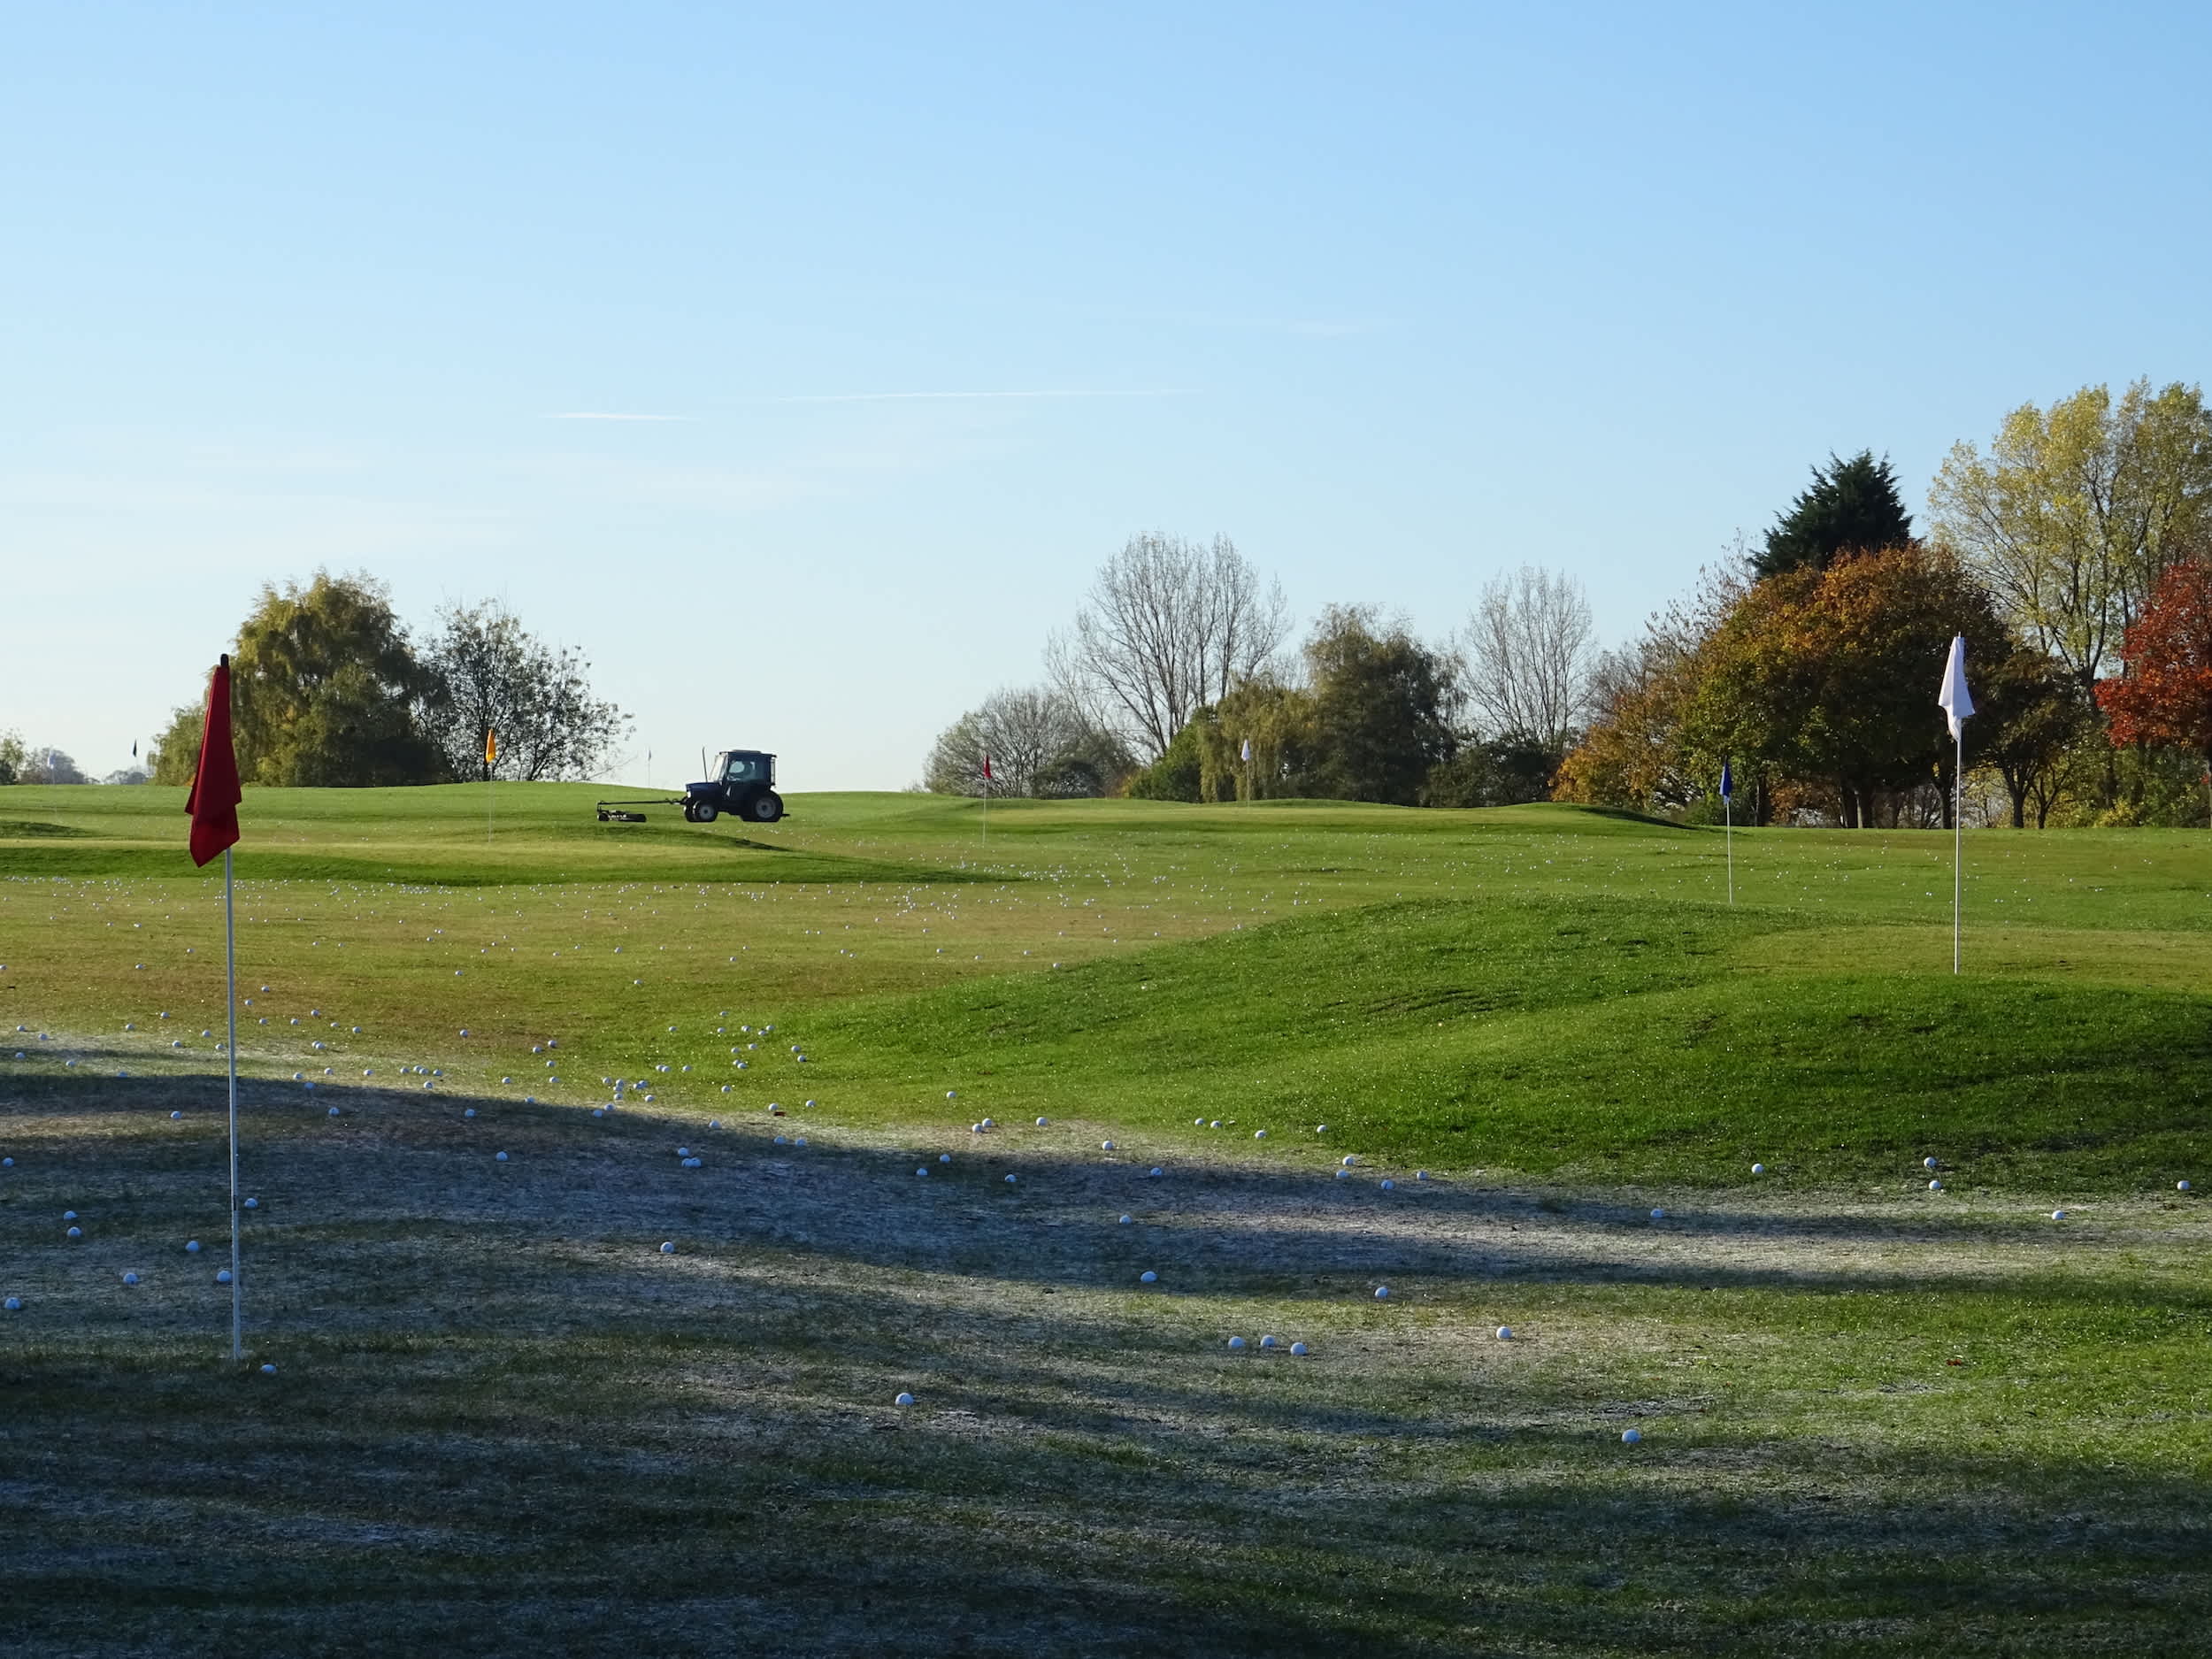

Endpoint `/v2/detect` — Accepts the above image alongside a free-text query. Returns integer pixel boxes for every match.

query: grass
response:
[3,785,2208,1655]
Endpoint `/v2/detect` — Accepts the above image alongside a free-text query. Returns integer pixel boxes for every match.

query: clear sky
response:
[6,4,2209,788]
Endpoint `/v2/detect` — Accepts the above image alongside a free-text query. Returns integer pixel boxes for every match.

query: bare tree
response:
[1459,565,1599,751]
[925,687,1124,796]
[419,600,632,781]
[1048,534,1290,760]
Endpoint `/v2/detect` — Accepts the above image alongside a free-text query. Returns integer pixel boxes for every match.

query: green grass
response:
[3,785,2208,1654]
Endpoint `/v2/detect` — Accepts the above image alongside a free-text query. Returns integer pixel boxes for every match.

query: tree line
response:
[1562,380,2212,828]
[141,572,631,787]
[933,376,2212,827]
[925,534,1596,809]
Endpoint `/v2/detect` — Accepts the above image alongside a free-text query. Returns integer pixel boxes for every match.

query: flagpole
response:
[1953,729,1963,976]
[225,844,242,1362]
[1725,792,1733,906]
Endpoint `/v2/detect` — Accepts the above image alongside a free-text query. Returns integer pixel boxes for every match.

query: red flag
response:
[187,656,242,867]
[981,753,993,782]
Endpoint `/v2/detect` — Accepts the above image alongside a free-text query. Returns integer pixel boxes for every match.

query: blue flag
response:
[1720,761,1733,800]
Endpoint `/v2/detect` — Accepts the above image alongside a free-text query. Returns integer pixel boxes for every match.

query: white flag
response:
[1938,634,1975,740]
[1240,738,1251,762]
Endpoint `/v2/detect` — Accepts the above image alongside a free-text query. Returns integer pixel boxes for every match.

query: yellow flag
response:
[484,729,498,765]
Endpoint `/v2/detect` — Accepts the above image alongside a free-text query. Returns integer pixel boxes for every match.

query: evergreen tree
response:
[1754,450,1914,578]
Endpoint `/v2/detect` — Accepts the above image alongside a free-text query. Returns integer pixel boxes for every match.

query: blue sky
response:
[6,4,2209,787]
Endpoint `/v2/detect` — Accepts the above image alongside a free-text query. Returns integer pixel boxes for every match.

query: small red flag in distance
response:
[982,753,992,781]
[186,655,242,867]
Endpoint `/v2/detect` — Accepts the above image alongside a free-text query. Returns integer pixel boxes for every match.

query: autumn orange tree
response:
[2097,561,2212,772]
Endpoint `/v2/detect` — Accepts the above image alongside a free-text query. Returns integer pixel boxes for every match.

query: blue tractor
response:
[595,749,784,824]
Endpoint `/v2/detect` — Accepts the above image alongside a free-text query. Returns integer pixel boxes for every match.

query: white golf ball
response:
[1924,1156,1940,1171]
[1259,1335,1279,1348]
[1750,1163,1766,1175]
[1118,1214,1132,1225]
[1374,1286,1390,1300]
[66,1226,81,1240]
[2180,1180,2194,1192]
[1650,1208,1666,1219]
[1004,1174,1017,1184]
[186,1240,202,1254]
[1148,1167,1162,1178]
[939,1153,951,1164]
[1289,1341,1308,1356]
[1496,1325,1513,1340]
[1101,1141,1116,1151]
[660,1241,675,1254]
[895,1391,916,1407]
[1380,1179,1395,1192]
[123,1271,139,1286]
[3,1298,19,1311]
[2052,1210,2067,1221]
[218,1269,233,1284]
[1254,1129,1267,1140]
[243,1197,257,1210]
[917,1168,928,1177]
[1415,1171,1428,1181]
[465,1109,476,1119]
[1621,1428,1642,1445]
[1140,1271,1157,1284]
[328,1106,341,1118]
[260,1363,276,1376]
[1334,1169,1350,1181]
[1929,1179,1942,1191]
[170,1110,182,1121]
[1226,1336,1246,1350]
[1341,1155,1358,1167]
[496,1151,510,1162]
[1035,1117,1048,1126]
[946,1091,957,1099]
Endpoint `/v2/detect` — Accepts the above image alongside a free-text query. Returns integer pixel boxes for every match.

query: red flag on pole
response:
[982,753,993,782]
[187,656,242,867]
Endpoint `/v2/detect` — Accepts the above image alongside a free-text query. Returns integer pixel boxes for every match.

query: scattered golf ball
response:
[1101,1141,1117,1151]
[659,1241,675,1254]
[1496,1325,1513,1340]
[1334,1169,1351,1181]
[1341,1156,1358,1167]
[2180,1180,2194,1192]
[186,1240,201,1254]
[2052,1210,2067,1221]
[1374,1286,1391,1300]
[496,1151,510,1162]
[946,1091,956,1099]
[260,1363,277,1375]
[328,1106,341,1118]
[122,1271,139,1286]
[1003,1174,1017,1184]
[1147,1166,1163,1178]
[917,1168,928,1177]
[1140,1271,1157,1284]
[465,1109,477,1119]
[1929,1179,1943,1191]
[1118,1214,1132,1225]
[895,1392,916,1407]
[1621,1429,1642,1445]
[1035,1117,1048,1126]
[1751,1163,1766,1175]
[217,1269,233,1285]
[939,1153,951,1164]
[243,1197,257,1210]
[1650,1208,1666,1219]
[1379,1179,1395,1191]
[1226,1336,1247,1350]
[4,1297,20,1311]
[1254,1130,1267,1140]
[169,1110,182,1121]
[65,1225,81,1240]
[1924,1156,1940,1171]
[1259,1335,1279,1348]
[1289,1341,1309,1356]
[1415,1171,1429,1181]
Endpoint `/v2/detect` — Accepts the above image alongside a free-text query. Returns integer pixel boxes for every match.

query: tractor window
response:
[723,756,756,782]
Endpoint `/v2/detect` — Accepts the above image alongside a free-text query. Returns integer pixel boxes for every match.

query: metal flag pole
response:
[225,844,242,1362]
[1725,790,1733,906]
[1953,727,1963,976]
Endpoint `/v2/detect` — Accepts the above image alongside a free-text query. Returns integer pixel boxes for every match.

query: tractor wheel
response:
[748,790,784,824]
[680,802,698,823]
[694,802,718,823]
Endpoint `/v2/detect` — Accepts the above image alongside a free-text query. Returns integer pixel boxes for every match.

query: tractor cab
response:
[683,749,783,823]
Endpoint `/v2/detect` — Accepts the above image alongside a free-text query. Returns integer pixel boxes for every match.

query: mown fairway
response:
[3,787,2208,1655]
